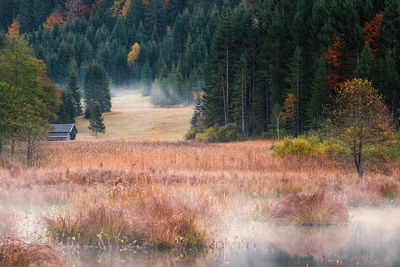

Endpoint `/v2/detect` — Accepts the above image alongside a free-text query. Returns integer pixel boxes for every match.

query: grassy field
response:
[75,90,194,141]
[1,92,400,265]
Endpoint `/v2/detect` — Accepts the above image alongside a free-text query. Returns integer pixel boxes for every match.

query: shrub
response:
[195,125,218,142]
[194,124,243,143]
[269,190,349,225]
[216,123,242,142]
[272,136,327,157]
[0,237,65,267]
[184,127,200,140]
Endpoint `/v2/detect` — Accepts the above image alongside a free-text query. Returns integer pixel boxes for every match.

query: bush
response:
[269,190,349,225]
[216,123,242,142]
[184,127,200,140]
[272,136,327,157]
[195,125,218,142]
[193,124,243,143]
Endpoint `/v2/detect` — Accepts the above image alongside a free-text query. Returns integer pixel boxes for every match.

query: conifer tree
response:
[88,102,105,138]
[84,62,111,115]
[308,56,329,129]
[67,69,82,116]
[58,90,75,124]
[285,46,304,136]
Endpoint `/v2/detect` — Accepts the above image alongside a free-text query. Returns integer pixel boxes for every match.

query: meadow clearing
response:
[1,91,400,266]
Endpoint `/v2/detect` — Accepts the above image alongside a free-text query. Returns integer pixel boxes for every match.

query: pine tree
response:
[88,102,105,138]
[285,46,304,136]
[58,90,75,123]
[308,56,330,129]
[67,69,82,116]
[355,43,374,79]
[84,62,111,115]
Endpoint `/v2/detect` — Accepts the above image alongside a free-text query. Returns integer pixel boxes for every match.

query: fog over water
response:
[4,203,394,267]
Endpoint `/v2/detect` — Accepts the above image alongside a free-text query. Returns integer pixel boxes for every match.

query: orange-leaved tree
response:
[121,0,131,16]
[43,12,64,29]
[324,34,346,91]
[328,78,396,178]
[8,17,20,38]
[362,13,382,56]
[127,43,140,66]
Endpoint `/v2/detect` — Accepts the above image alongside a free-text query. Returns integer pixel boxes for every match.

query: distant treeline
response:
[1,0,400,137]
[1,0,232,106]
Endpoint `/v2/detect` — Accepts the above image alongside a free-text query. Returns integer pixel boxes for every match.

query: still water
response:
[63,207,400,267]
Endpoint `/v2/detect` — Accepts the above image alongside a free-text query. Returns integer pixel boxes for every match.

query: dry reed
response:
[0,237,65,267]
[269,190,349,225]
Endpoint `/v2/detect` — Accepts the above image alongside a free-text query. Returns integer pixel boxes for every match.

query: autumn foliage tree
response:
[122,0,131,17]
[362,13,382,56]
[43,11,64,30]
[324,34,346,90]
[282,94,297,136]
[8,17,20,38]
[127,42,140,66]
[328,78,396,178]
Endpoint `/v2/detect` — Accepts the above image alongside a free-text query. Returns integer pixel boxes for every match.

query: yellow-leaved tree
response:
[282,93,297,136]
[328,78,396,178]
[127,43,140,66]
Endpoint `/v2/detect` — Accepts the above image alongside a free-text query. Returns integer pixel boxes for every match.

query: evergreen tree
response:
[308,56,330,129]
[285,46,304,136]
[67,68,82,116]
[84,62,111,115]
[356,43,374,79]
[58,90,75,123]
[88,102,105,138]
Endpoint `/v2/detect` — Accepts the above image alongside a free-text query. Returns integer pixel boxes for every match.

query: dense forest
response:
[1,0,400,137]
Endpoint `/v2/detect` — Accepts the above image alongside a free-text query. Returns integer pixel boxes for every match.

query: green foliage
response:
[184,127,200,140]
[58,90,75,124]
[272,136,328,158]
[195,125,219,143]
[84,62,111,114]
[88,102,105,138]
[191,123,243,143]
[0,33,59,165]
[216,123,243,142]
[67,68,82,116]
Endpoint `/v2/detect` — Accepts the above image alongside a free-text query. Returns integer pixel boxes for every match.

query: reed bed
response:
[0,140,398,257]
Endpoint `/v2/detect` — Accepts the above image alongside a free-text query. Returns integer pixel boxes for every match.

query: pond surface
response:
[60,207,400,267]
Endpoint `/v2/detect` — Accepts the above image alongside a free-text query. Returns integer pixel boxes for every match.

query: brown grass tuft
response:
[269,190,349,225]
[46,185,206,250]
[378,179,400,200]
[0,237,65,267]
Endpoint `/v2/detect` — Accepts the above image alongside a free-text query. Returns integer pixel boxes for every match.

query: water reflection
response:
[61,208,400,266]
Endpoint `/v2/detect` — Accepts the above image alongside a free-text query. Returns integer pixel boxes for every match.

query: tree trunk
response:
[11,138,15,157]
[241,69,245,135]
[354,143,364,178]
[225,46,229,125]
[296,58,300,137]
[265,79,269,132]
[27,130,32,167]
[0,139,2,154]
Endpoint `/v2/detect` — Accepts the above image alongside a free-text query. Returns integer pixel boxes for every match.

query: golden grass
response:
[75,91,193,141]
[269,190,349,225]
[46,184,206,249]
[0,139,399,258]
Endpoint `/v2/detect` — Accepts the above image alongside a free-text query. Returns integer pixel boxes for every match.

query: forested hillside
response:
[1,0,400,137]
